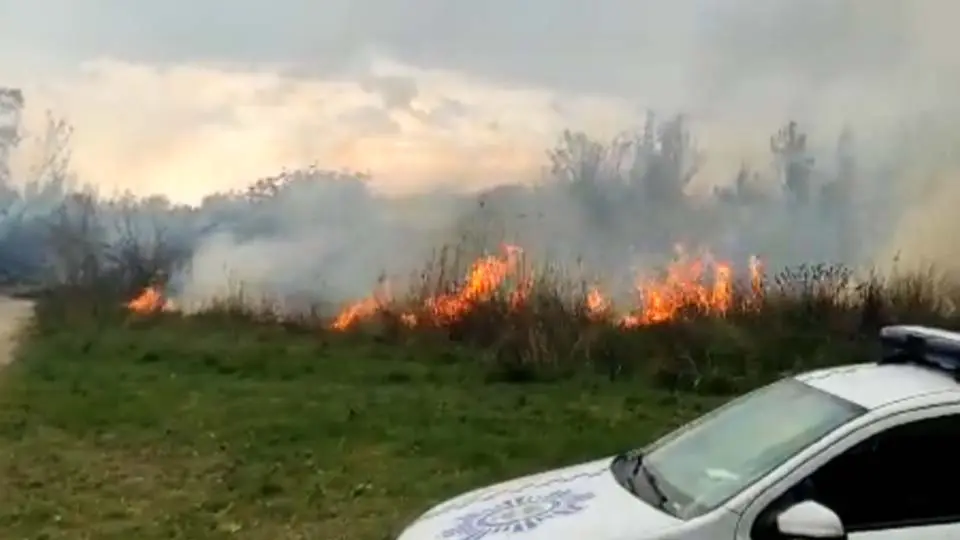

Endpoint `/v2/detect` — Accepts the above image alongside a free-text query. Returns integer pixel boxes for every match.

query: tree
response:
[770,121,815,204]
[547,129,631,228]
[0,87,24,188]
[819,127,857,262]
[642,115,700,204]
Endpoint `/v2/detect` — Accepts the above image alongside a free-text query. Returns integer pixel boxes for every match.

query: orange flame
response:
[326,244,525,330]
[617,249,738,327]
[126,285,171,314]
[122,244,766,329]
[749,255,764,298]
[585,288,611,321]
[330,280,392,330]
[330,296,381,331]
[424,244,523,324]
[327,244,763,330]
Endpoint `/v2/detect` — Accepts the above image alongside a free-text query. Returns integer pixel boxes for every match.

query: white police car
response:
[396,325,960,540]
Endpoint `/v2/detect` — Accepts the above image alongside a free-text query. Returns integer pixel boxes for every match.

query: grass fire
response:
[125,243,767,331]
[4,30,960,536]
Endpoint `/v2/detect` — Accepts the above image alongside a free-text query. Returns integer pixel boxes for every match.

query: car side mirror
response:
[776,501,846,539]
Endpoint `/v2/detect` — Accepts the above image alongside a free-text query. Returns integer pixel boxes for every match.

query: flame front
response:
[122,244,765,328]
[327,244,524,329]
[424,244,523,324]
[617,250,736,327]
[329,244,763,331]
[330,280,392,330]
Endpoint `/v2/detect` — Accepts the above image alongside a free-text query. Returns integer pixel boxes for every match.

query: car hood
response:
[396,457,683,540]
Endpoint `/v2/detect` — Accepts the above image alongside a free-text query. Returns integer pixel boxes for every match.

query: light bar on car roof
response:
[879,325,960,380]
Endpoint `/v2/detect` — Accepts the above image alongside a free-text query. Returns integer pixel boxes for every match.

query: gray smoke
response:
[2,0,960,309]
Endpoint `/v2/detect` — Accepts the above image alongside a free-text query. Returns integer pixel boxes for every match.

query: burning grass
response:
[113,243,960,391]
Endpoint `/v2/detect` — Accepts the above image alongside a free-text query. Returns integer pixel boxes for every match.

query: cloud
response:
[4,1,946,98]
[359,74,419,111]
[335,106,401,136]
[2,55,596,203]
[2,0,960,209]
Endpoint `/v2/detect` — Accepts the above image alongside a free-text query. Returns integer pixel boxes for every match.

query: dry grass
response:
[298,254,960,390]
[36,245,960,394]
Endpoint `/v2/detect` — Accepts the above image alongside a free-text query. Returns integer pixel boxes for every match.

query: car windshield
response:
[631,378,866,520]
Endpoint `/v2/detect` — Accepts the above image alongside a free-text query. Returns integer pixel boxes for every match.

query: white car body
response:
[396,326,960,540]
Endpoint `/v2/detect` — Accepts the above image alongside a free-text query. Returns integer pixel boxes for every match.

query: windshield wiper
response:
[615,452,643,496]
[638,462,670,510]
[623,452,670,510]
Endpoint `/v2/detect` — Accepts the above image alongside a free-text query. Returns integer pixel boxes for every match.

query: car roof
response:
[795,362,960,409]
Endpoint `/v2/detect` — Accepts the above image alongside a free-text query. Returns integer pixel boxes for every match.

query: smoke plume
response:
[2,0,960,307]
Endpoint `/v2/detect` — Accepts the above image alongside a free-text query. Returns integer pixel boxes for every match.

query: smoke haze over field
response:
[2,0,960,307]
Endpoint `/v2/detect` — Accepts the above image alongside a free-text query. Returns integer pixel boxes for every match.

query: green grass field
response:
[0,314,725,539]
[1,260,954,539]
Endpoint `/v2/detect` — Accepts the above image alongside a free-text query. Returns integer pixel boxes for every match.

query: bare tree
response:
[639,114,702,204]
[107,197,185,292]
[45,192,105,287]
[771,121,815,204]
[0,88,24,189]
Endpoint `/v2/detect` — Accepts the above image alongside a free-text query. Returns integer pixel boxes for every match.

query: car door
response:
[735,405,960,540]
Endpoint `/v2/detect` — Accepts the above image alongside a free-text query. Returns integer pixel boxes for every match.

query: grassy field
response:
[1,257,955,539]
[0,313,725,540]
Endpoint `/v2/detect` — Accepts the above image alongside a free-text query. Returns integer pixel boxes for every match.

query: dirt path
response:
[0,297,34,366]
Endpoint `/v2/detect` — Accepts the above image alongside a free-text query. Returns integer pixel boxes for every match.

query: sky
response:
[0,0,958,204]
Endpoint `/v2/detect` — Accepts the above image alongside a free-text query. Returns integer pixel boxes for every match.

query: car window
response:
[634,379,865,520]
[752,412,960,538]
